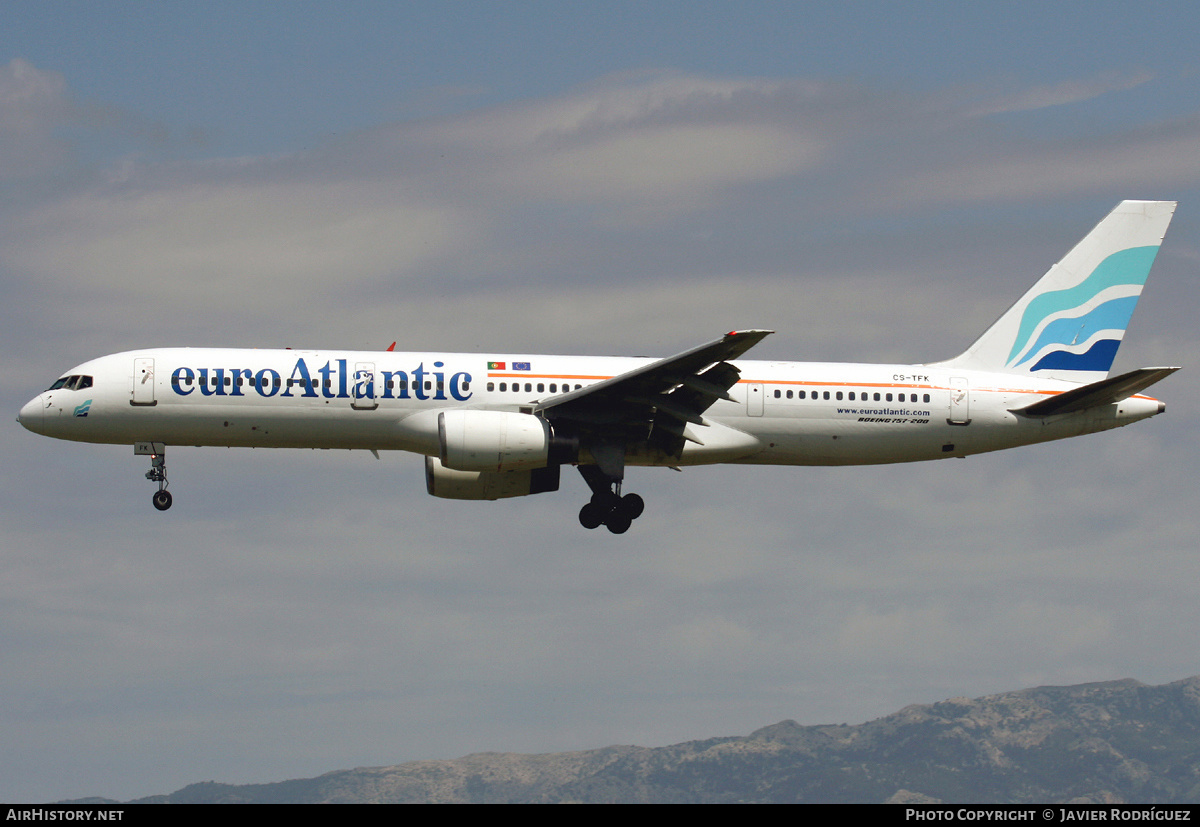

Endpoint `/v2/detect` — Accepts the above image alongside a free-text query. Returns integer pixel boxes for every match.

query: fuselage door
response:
[132,358,157,406]
[352,362,379,410]
[948,376,971,425]
[746,383,764,417]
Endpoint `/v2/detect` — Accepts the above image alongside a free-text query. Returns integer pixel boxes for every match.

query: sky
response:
[3,1,1200,803]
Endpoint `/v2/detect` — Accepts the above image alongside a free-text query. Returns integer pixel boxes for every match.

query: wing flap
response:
[535,329,772,418]
[536,329,772,460]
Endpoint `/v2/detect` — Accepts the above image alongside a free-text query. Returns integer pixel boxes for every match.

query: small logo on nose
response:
[74,399,92,417]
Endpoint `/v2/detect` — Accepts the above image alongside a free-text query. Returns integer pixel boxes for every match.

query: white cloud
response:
[965,70,1156,117]
[8,66,1194,358]
[0,71,840,347]
[883,123,1200,206]
[9,179,472,305]
[523,122,820,205]
[433,72,829,210]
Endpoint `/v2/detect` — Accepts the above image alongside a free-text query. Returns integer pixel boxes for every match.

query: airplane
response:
[17,200,1179,534]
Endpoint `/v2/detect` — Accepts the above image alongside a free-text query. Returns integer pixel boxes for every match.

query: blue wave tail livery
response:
[18,201,1179,533]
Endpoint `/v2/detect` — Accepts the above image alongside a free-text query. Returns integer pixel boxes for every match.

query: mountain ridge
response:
[113,675,1200,803]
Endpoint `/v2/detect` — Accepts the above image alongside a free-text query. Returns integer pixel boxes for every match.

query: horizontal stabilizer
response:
[1013,367,1179,417]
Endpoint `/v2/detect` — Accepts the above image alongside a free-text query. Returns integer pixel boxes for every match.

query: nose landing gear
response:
[136,442,172,511]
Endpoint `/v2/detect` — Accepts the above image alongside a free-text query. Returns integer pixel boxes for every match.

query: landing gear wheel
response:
[152,489,173,511]
[620,493,645,520]
[605,510,633,534]
[579,502,605,529]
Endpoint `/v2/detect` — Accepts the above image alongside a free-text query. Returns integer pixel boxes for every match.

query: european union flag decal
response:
[513,362,531,371]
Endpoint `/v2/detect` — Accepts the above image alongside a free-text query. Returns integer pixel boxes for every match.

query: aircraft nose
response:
[17,395,43,433]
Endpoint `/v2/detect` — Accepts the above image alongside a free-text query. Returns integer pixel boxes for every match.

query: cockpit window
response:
[47,375,93,391]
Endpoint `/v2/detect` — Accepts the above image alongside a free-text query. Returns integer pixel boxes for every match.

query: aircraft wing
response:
[535,329,772,458]
[1013,366,1179,417]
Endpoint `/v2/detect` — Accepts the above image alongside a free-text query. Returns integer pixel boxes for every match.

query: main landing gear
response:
[136,442,173,511]
[577,465,644,534]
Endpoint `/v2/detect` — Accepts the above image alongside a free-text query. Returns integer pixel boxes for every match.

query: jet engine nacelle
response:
[438,409,554,472]
[425,456,561,500]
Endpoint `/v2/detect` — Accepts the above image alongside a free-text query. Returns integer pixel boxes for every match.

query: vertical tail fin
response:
[940,200,1176,383]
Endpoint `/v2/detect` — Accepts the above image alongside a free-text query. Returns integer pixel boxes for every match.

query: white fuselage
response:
[18,347,1165,467]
